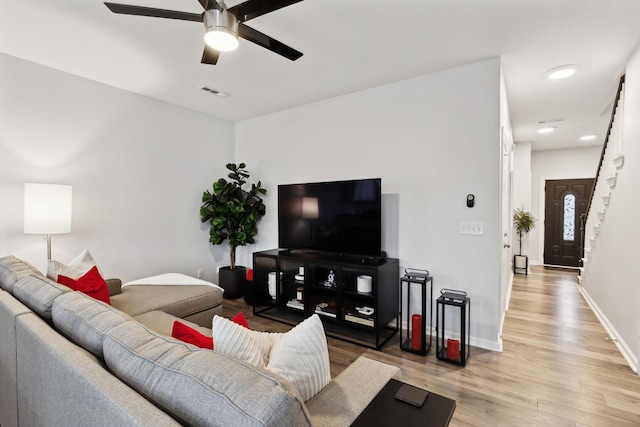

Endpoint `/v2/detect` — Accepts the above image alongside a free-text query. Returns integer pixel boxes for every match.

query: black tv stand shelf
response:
[252,249,400,350]
[277,249,385,266]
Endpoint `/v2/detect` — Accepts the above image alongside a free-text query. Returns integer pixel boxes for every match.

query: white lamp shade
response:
[24,183,72,234]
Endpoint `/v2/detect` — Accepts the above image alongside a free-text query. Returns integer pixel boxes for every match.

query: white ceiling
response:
[2,0,639,151]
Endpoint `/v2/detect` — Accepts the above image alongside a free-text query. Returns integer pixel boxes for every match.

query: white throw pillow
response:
[267,314,331,401]
[211,314,331,401]
[47,249,103,281]
[211,315,265,367]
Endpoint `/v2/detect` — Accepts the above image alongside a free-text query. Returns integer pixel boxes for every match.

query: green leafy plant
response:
[200,163,267,269]
[513,208,537,256]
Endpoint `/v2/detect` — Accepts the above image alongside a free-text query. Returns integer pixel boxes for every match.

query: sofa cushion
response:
[47,249,103,281]
[133,310,203,337]
[57,266,111,304]
[306,356,402,426]
[16,312,180,426]
[13,274,71,320]
[0,255,42,293]
[52,291,132,358]
[212,314,331,401]
[103,321,312,427]
[110,285,222,321]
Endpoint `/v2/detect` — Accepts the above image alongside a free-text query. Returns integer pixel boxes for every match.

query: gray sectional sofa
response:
[0,255,402,426]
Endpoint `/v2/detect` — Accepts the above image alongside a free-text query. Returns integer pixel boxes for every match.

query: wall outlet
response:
[459,222,484,235]
[197,269,204,279]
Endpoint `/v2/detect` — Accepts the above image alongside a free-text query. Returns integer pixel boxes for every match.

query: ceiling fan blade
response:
[238,23,303,61]
[229,0,304,22]
[104,3,203,22]
[201,45,220,65]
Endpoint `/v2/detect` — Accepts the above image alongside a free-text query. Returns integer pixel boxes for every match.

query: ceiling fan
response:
[104,0,304,65]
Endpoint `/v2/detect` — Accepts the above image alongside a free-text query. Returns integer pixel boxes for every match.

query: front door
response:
[543,178,594,267]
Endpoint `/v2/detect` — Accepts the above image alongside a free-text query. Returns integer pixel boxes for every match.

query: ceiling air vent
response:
[200,86,230,97]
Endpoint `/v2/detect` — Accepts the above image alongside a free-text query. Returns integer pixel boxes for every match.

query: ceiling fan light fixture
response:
[203,8,239,52]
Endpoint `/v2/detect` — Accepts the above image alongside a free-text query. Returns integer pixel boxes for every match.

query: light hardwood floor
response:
[222,266,640,426]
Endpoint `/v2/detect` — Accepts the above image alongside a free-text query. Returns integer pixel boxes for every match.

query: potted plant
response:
[513,207,537,274]
[200,163,267,298]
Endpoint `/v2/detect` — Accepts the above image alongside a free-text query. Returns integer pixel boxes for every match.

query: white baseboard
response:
[577,285,638,373]
[396,321,503,353]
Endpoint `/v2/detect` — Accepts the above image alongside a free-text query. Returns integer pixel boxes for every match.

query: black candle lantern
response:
[399,268,432,355]
[436,289,470,366]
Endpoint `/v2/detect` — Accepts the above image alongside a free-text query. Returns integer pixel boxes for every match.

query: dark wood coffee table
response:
[351,379,456,427]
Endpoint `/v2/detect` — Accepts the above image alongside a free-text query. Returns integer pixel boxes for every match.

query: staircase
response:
[579,76,626,283]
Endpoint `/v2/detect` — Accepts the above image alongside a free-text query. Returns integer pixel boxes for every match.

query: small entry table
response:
[351,379,456,427]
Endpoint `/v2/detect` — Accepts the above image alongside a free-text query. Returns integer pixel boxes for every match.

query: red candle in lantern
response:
[411,314,422,350]
[447,338,460,360]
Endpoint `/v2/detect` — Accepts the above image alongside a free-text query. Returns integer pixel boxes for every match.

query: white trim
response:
[577,284,638,373]
[396,322,503,353]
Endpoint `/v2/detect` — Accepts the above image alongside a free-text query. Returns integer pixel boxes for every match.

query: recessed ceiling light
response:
[537,127,555,134]
[546,65,577,80]
[580,134,597,141]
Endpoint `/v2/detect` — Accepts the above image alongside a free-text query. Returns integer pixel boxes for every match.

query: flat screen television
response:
[278,178,382,258]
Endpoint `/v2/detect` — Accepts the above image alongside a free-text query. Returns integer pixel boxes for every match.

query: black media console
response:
[252,249,399,350]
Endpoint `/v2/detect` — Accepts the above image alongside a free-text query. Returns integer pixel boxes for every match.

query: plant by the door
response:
[200,163,267,298]
[513,208,537,274]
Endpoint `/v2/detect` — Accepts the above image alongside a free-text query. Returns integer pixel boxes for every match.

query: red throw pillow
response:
[171,312,248,350]
[172,321,213,349]
[58,266,111,305]
[232,311,249,329]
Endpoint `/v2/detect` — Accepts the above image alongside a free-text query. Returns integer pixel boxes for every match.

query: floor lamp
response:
[24,183,72,260]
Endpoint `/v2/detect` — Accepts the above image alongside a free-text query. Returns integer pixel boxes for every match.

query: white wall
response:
[529,146,602,264]
[236,58,504,350]
[581,46,640,369]
[0,53,235,282]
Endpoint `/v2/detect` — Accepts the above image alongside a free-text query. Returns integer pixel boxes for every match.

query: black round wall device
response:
[467,194,475,208]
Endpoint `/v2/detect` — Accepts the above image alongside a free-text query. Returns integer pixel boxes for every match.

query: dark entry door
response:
[544,178,595,267]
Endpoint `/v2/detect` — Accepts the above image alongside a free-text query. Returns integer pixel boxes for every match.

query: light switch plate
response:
[459,222,484,235]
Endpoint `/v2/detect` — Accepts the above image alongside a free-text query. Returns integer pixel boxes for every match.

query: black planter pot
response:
[218,266,246,299]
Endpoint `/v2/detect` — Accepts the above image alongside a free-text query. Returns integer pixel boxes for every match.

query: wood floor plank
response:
[221,266,640,426]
